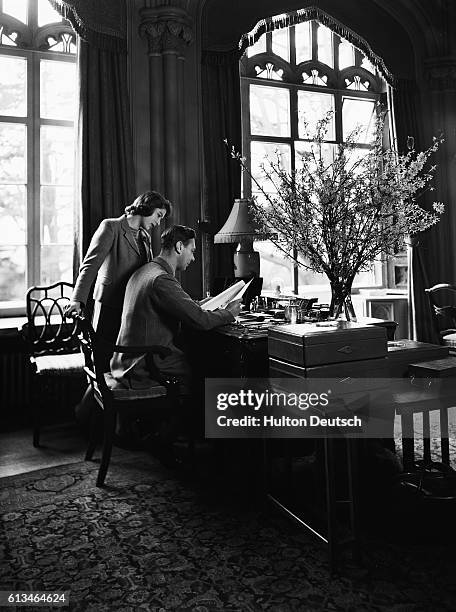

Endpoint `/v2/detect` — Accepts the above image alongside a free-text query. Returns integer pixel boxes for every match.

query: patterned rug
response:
[1,451,456,611]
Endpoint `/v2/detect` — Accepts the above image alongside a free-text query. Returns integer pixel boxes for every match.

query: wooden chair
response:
[394,356,456,471]
[425,283,456,349]
[74,314,180,487]
[21,282,85,447]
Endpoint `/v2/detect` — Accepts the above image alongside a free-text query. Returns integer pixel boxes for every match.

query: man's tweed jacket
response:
[111,257,234,390]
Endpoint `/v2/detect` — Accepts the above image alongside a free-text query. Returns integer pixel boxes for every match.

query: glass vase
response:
[329,280,357,322]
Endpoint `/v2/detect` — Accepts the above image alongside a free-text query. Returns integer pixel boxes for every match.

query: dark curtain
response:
[394,79,435,342]
[406,237,438,344]
[49,0,135,265]
[201,50,242,281]
[393,79,422,153]
[78,40,135,253]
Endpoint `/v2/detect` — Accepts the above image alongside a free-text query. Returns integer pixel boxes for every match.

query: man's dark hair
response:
[161,225,196,250]
[125,191,171,217]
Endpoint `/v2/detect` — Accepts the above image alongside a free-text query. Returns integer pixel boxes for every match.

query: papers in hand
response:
[201,278,253,311]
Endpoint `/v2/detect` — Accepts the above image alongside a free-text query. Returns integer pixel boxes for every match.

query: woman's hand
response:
[64,300,82,317]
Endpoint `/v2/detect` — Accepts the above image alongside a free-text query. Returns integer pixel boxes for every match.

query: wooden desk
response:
[201,316,396,379]
[199,323,449,569]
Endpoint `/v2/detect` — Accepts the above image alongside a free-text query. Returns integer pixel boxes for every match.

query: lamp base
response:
[233,251,260,278]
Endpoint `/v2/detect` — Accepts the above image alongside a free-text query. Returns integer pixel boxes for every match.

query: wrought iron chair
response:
[21,281,85,447]
[425,283,456,349]
[74,314,180,487]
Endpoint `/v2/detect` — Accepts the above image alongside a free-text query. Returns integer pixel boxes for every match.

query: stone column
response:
[139,5,193,236]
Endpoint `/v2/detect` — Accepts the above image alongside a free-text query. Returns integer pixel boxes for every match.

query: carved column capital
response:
[425,56,456,91]
[139,6,193,56]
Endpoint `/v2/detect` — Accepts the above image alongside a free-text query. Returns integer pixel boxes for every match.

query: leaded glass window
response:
[240,17,388,295]
[0,0,76,312]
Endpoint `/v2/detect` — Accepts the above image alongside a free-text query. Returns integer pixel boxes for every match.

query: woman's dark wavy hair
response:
[124,191,171,218]
[161,225,195,250]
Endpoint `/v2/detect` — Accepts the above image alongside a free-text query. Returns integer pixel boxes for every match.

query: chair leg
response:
[85,410,100,461]
[96,408,116,487]
[440,406,450,465]
[401,413,415,471]
[422,411,431,465]
[32,376,43,447]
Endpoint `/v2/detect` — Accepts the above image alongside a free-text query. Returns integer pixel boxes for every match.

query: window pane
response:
[298,91,335,139]
[353,263,380,287]
[361,56,375,74]
[41,186,73,244]
[295,22,311,64]
[250,84,290,137]
[251,141,290,192]
[3,0,27,23]
[40,60,76,120]
[41,126,74,185]
[295,141,337,172]
[255,240,293,293]
[38,0,62,26]
[345,147,371,175]
[0,123,26,183]
[342,98,376,143]
[41,245,73,285]
[317,24,333,68]
[271,28,289,62]
[0,246,26,300]
[0,56,27,116]
[339,40,355,69]
[297,265,327,289]
[0,185,26,244]
[246,33,266,57]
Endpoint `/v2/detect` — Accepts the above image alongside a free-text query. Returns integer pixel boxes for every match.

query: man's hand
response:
[199,296,213,305]
[225,299,242,317]
[64,300,82,317]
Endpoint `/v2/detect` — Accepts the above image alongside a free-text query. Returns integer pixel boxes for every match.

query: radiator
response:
[0,349,31,414]
[0,348,84,430]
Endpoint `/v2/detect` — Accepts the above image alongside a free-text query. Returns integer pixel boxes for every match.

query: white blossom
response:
[227,110,444,291]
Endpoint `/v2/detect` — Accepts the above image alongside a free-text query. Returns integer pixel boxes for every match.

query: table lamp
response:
[214,198,270,277]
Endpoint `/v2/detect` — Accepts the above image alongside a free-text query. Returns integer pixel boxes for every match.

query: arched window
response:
[240,13,393,296]
[0,0,77,314]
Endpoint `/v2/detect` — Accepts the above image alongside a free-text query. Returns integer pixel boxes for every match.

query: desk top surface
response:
[218,316,394,340]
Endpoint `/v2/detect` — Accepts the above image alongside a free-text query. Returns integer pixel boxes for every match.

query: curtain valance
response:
[238,5,394,85]
[49,0,127,52]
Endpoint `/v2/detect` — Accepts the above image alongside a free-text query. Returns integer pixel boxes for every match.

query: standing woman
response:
[66,190,171,353]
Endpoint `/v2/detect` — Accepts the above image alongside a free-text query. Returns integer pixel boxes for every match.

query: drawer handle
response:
[337,345,353,354]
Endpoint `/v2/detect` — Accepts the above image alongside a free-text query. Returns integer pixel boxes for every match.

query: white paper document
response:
[201,278,254,311]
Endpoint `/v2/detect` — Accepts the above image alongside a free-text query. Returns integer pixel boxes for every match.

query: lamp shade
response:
[214,199,270,243]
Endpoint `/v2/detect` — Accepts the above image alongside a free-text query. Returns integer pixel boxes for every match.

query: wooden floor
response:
[0,422,87,478]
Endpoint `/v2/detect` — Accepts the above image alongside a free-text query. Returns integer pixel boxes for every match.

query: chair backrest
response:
[425,284,456,341]
[24,282,79,357]
[74,314,112,403]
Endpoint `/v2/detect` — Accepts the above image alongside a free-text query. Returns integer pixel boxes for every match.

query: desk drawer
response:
[269,356,389,378]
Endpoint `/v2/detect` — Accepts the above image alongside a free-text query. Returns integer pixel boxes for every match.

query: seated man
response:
[111,225,241,394]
